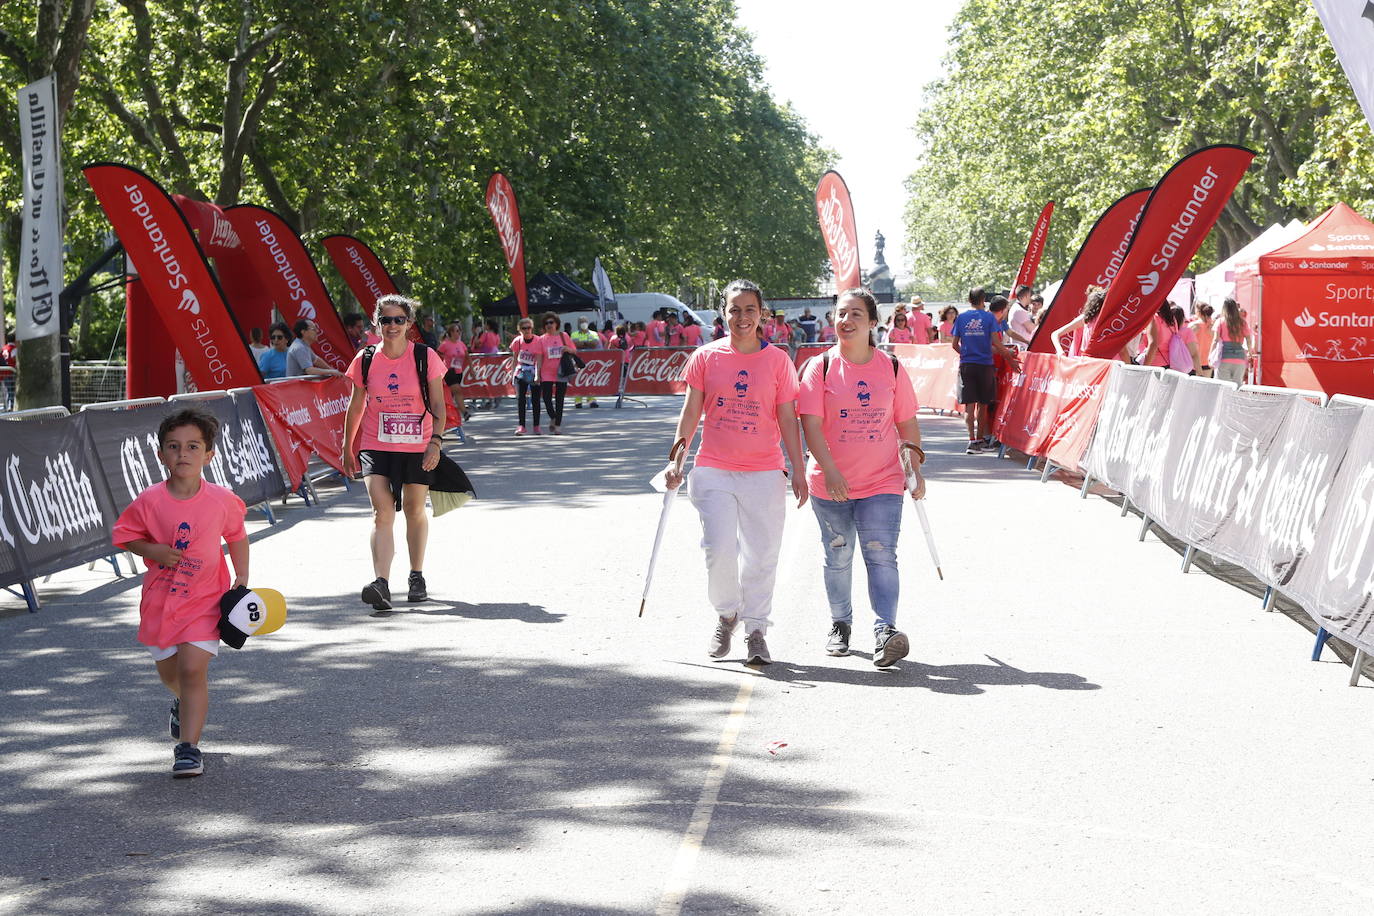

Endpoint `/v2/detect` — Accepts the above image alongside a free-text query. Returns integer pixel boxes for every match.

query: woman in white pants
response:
[663,279,808,665]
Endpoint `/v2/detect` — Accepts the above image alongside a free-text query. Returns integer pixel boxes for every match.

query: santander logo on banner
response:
[1014,201,1055,289]
[1084,146,1255,359]
[486,172,529,318]
[815,171,862,292]
[83,163,262,389]
[320,235,399,318]
[225,205,353,371]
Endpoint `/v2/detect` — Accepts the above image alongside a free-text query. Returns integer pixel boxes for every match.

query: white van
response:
[558,292,712,333]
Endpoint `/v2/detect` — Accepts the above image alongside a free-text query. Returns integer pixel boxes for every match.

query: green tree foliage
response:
[905,0,1374,294]
[1,0,830,364]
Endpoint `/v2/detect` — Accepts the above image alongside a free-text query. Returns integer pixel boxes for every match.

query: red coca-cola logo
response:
[629,349,691,382]
[573,356,616,387]
[486,177,522,269]
[818,185,858,279]
[463,355,516,385]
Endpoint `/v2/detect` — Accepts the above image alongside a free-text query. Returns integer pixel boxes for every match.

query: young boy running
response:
[113,408,249,778]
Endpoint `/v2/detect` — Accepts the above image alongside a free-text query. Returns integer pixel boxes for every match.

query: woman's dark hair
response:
[1171,305,1187,329]
[682,313,697,326]
[1082,288,1107,322]
[375,294,419,322]
[158,406,219,452]
[614,324,627,335]
[269,321,290,341]
[250,327,264,343]
[1196,303,1214,319]
[603,320,614,332]
[540,311,559,330]
[1157,300,1179,328]
[1222,297,1244,337]
[940,305,958,323]
[484,318,498,332]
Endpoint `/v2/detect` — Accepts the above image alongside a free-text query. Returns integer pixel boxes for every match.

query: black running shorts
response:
[958,363,998,405]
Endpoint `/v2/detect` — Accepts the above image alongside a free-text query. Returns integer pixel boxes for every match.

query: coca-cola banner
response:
[1029,189,1152,355]
[1014,201,1054,291]
[253,377,353,488]
[83,394,286,516]
[0,414,119,590]
[84,163,263,390]
[815,170,862,292]
[793,344,829,370]
[889,343,960,413]
[485,172,529,319]
[461,351,624,398]
[626,347,693,395]
[321,234,399,319]
[226,205,355,370]
[1289,404,1374,654]
[1085,146,1254,359]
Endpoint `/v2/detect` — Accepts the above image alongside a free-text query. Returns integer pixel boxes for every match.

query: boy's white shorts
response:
[147,640,220,661]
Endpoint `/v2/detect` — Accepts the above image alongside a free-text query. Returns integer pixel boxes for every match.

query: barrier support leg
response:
[998,444,1006,459]
[1039,461,1056,482]
[1120,497,1131,517]
[1079,474,1093,498]
[333,470,352,493]
[1262,586,1275,612]
[1181,545,1196,574]
[1138,514,1152,541]
[1025,456,1036,471]
[296,482,313,507]
[256,502,277,526]
[103,553,122,577]
[1311,628,1330,662]
[1351,650,1367,687]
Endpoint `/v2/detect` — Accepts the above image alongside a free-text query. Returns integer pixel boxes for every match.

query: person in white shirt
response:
[1006,285,1037,348]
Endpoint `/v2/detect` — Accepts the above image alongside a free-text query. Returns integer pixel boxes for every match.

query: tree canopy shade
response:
[905,0,1374,298]
[1,0,833,357]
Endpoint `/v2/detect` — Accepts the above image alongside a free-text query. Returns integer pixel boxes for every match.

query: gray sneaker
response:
[825,621,851,656]
[746,630,772,665]
[708,615,738,658]
[874,625,910,668]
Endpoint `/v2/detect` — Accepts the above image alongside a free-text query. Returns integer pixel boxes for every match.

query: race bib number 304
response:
[379,412,425,444]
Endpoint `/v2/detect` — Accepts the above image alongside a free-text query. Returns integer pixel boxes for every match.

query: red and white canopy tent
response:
[1239,203,1374,397]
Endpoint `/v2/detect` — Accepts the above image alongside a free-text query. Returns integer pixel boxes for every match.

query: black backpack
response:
[360,344,433,416]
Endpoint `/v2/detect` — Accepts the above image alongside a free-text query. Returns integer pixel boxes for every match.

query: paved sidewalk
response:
[1,399,1370,915]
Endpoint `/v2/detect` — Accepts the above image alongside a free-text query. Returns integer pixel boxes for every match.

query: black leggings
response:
[517,378,542,427]
[541,381,568,426]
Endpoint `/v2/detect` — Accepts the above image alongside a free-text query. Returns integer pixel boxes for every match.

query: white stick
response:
[901,444,944,580]
[640,439,688,617]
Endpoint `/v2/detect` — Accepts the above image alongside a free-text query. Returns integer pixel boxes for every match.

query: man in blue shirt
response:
[952,288,1020,454]
[257,322,291,380]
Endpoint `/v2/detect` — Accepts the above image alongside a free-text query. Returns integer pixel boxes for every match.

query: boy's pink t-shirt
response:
[476,331,500,354]
[539,331,576,382]
[511,334,545,371]
[820,325,836,342]
[887,327,914,344]
[112,480,247,648]
[682,324,703,346]
[345,342,447,452]
[647,321,666,346]
[799,348,918,500]
[685,340,799,473]
[666,325,685,346]
[909,311,933,342]
[767,321,791,344]
[630,331,647,347]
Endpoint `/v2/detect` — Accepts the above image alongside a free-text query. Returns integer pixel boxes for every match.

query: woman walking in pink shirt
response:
[537,312,577,434]
[662,280,808,665]
[799,289,924,666]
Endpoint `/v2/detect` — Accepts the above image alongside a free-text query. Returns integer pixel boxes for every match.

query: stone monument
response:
[867,230,896,302]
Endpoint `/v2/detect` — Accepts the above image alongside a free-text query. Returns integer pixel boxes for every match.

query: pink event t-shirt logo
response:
[487,185,522,269]
[818,187,858,279]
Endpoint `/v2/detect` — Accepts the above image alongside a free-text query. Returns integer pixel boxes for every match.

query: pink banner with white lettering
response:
[889,343,961,412]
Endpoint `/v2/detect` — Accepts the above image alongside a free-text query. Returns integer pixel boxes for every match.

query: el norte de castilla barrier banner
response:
[1081,364,1374,657]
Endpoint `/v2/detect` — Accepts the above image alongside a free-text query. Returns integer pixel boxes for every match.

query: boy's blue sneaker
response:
[172,742,203,778]
[169,699,180,740]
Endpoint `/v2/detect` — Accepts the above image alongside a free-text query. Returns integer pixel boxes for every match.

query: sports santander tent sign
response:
[1257,202,1374,397]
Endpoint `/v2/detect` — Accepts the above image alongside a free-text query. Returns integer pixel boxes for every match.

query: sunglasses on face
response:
[270,334,286,340]
[544,321,557,326]
[377,315,408,326]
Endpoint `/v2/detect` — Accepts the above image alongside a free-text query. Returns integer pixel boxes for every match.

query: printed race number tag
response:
[378,412,425,445]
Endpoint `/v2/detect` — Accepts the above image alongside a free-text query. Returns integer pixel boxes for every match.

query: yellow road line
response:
[655,677,755,915]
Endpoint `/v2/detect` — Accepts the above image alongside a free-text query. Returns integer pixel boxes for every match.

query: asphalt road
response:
[1,397,1371,915]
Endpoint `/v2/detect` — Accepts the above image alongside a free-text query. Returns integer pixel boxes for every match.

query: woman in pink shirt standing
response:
[799,288,924,666]
[680,314,704,347]
[886,312,915,344]
[537,311,577,434]
[663,279,808,666]
[510,317,545,435]
[937,305,958,342]
[343,295,449,610]
[438,323,469,421]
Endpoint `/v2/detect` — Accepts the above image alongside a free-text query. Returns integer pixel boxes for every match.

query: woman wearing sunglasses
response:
[537,311,577,434]
[886,311,915,344]
[343,295,448,611]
